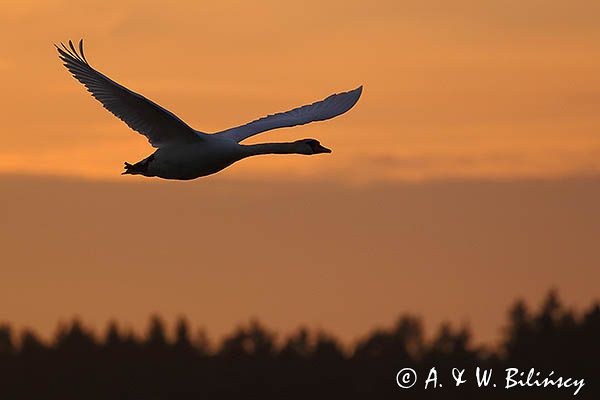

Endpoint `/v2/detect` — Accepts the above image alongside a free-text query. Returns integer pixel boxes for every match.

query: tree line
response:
[0,289,597,399]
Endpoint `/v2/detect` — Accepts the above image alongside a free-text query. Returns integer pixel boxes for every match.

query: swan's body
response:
[141,139,245,180]
[137,138,326,180]
[56,40,362,180]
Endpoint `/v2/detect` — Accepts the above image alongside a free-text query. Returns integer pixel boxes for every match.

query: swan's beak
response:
[315,144,332,154]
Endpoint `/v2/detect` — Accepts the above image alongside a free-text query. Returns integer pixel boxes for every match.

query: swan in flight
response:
[56,40,362,180]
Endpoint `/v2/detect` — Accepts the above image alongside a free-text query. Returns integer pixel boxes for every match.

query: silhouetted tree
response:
[0,324,13,355]
[193,328,210,355]
[19,330,45,354]
[145,315,167,349]
[280,327,312,359]
[174,317,192,351]
[103,320,122,348]
[504,299,532,359]
[219,320,275,359]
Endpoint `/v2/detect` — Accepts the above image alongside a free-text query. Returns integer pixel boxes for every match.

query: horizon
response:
[1,287,596,351]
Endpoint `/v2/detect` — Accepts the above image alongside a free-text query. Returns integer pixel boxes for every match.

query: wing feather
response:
[56,39,202,148]
[216,86,362,143]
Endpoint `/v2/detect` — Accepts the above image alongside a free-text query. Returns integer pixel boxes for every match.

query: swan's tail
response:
[122,155,154,175]
[121,161,133,175]
[122,162,138,175]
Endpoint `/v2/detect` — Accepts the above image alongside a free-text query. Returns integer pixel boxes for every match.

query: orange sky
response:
[2,175,599,346]
[1,0,599,346]
[1,0,600,181]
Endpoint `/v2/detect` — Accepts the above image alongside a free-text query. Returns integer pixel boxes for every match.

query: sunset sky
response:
[1,0,599,345]
[2,0,600,181]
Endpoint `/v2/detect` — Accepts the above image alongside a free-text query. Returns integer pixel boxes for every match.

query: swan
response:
[56,40,362,180]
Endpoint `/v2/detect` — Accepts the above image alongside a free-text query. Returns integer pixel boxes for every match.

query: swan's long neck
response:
[241,142,301,157]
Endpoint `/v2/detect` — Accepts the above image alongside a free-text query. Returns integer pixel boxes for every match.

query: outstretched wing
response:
[216,86,362,143]
[56,39,203,148]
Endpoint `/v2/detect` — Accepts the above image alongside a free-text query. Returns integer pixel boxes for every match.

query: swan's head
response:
[295,139,332,155]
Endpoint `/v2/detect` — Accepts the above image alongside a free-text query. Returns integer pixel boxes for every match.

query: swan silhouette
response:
[56,40,362,180]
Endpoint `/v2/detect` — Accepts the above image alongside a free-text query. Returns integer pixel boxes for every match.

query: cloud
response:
[1,174,599,344]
